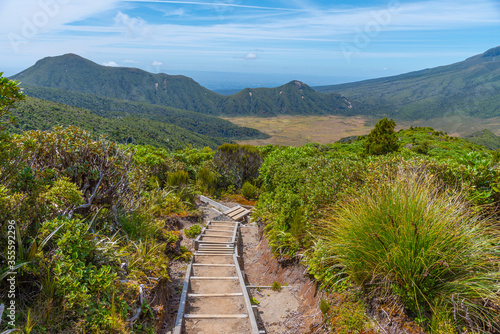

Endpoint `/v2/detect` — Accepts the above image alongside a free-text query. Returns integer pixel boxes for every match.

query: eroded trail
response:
[174,220,260,334]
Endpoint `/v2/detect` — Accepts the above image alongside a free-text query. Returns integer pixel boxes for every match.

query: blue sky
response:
[1,0,499,89]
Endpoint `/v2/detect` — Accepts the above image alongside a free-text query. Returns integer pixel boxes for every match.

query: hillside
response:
[12,54,354,117]
[12,53,223,114]
[218,81,354,116]
[10,96,230,149]
[315,46,500,120]
[21,85,269,141]
[464,129,500,150]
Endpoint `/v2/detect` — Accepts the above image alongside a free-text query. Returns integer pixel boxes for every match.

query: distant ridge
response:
[315,46,500,120]
[12,53,222,115]
[12,54,354,116]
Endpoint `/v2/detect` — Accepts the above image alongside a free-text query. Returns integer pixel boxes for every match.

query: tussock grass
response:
[319,166,500,332]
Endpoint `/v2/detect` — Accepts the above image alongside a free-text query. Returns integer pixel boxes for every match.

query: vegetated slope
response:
[464,129,500,150]
[21,85,269,140]
[12,53,223,114]
[12,54,354,117]
[218,81,354,116]
[315,46,500,120]
[10,96,230,149]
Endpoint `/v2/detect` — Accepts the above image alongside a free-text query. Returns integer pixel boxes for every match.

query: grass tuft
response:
[319,166,500,332]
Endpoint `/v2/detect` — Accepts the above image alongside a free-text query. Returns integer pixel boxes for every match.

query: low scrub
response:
[318,167,500,332]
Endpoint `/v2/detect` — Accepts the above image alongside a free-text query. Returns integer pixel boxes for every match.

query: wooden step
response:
[192,263,235,267]
[188,293,243,297]
[190,276,238,280]
[184,314,248,319]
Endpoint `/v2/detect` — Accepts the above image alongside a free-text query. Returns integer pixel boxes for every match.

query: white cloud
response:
[164,8,185,16]
[152,60,163,66]
[0,0,120,37]
[103,61,119,66]
[243,53,257,60]
[114,11,154,38]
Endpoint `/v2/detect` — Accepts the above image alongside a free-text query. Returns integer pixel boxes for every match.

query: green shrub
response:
[184,224,202,238]
[271,281,282,292]
[320,166,500,331]
[213,143,262,189]
[320,298,330,315]
[198,165,218,194]
[241,181,258,200]
[363,117,398,155]
[167,170,190,188]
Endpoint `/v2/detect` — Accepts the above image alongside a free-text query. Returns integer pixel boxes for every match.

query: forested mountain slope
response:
[315,46,500,119]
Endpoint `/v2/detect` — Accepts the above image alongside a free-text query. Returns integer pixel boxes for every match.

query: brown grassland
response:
[224,115,500,146]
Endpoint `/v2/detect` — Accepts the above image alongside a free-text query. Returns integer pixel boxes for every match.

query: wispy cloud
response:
[152,60,163,66]
[114,11,154,38]
[124,0,305,12]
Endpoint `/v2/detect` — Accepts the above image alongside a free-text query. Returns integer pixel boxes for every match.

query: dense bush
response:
[213,143,263,189]
[364,117,398,155]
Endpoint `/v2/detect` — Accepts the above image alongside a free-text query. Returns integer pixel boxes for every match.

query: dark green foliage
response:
[9,96,229,149]
[1,72,25,130]
[364,118,398,155]
[213,143,263,189]
[217,81,352,116]
[315,46,500,120]
[21,85,268,141]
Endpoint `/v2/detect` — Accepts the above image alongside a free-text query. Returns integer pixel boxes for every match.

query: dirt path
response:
[240,224,326,334]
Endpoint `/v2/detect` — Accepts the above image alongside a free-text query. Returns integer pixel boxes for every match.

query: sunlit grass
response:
[319,166,500,332]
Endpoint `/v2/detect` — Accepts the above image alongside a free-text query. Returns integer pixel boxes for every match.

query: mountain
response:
[12,54,354,117]
[218,81,354,116]
[315,46,500,120]
[12,53,223,115]
[10,96,229,150]
[464,129,500,150]
[20,85,269,141]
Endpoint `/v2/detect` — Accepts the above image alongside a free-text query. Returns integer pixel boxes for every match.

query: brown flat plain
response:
[223,115,376,146]
[223,115,500,146]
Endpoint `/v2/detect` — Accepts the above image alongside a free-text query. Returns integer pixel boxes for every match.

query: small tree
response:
[213,143,262,189]
[0,72,25,131]
[364,118,398,155]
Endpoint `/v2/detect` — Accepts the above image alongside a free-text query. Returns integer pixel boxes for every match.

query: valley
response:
[224,115,500,146]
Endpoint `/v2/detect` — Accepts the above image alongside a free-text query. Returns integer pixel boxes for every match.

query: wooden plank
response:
[232,210,250,221]
[190,276,238,280]
[200,235,232,239]
[199,195,230,212]
[184,314,248,319]
[233,253,260,334]
[205,229,233,232]
[223,206,242,215]
[173,259,193,334]
[197,241,234,244]
[227,207,246,218]
[192,263,235,267]
[211,220,238,224]
[194,254,233,256]
[188,293,243,297]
